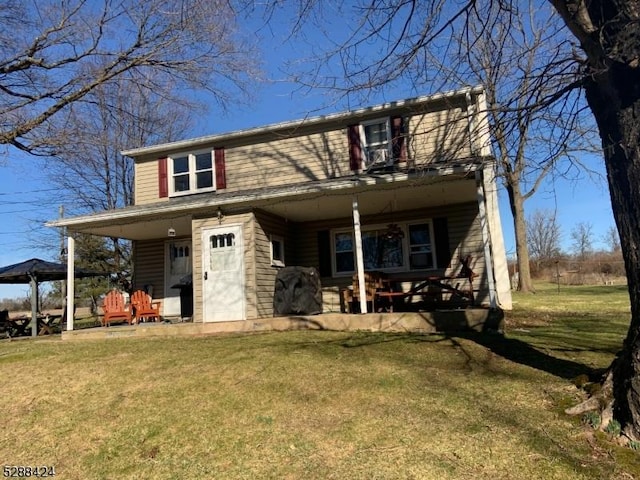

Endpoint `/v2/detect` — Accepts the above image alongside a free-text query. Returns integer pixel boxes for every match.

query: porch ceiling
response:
[48,171,479,241]
[259,176,477,222]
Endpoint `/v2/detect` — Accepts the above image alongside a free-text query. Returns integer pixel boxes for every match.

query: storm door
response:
[202,225,245,321]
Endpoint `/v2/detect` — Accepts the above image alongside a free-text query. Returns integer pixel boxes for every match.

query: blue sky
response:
[0,4,616,300]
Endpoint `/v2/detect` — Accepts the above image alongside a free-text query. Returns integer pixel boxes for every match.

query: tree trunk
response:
[584,62,640,440]
[506,181,535,292]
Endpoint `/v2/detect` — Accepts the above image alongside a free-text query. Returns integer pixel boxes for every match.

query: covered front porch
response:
[47,162,511,331]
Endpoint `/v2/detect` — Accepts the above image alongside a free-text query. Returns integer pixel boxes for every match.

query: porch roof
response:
[46,163,484,241]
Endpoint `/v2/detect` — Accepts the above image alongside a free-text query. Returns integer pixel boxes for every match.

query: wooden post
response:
[30,275,38,338]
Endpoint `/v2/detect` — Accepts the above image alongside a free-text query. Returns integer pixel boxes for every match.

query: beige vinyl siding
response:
[132,239,166,310]
[408,107,472,166]
[445,204,489,304]
[191,212,256,322]
[134,159,169,206]
[254,210,290,317]
[223,129,349,192]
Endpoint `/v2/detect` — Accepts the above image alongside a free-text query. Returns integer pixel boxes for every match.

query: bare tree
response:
[46,77,194,213]
[256,0,640,440]
[0,0,257,155]
[449,4,596,293]
[604,225,621,254]
[526,209,562,270]
[255,2,597,294]
[570,221,594,261]
[41,76,196,282]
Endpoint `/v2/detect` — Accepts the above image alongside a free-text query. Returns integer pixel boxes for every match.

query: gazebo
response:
[0,258,107,337]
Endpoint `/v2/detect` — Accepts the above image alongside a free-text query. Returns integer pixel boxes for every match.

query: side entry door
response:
[164,240,192,317]
[202,225,245,322]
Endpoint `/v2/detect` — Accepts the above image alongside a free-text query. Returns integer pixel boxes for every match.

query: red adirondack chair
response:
[130,290,161,323]
[102,290,132,327]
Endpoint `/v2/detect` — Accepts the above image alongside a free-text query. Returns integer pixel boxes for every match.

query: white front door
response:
[164,240,193,317]
[202,225,245,322]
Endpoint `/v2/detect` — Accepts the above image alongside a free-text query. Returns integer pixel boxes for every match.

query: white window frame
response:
[330,220,437,277]
[270,234,285,267]
[407,221,437,271]
[359,118,392,169]
[169,149,216,197]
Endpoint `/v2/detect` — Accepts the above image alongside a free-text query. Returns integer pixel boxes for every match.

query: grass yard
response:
[1,283,639,479]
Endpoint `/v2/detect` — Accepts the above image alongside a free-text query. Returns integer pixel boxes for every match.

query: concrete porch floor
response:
[61,308,504,341]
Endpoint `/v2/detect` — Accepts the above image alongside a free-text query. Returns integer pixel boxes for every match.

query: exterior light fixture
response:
[385,223,404,240]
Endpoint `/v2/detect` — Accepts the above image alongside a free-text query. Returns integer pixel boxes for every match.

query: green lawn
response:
[1,283,639,479]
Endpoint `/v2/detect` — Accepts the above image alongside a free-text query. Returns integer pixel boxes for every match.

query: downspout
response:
[352,196,368,314]
[475,169,498,308]
[66,235,75,331]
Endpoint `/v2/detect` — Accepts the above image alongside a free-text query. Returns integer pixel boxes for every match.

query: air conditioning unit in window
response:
[365,148,392,169]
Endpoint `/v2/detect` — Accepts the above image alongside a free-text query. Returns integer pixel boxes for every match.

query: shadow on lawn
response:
[453,331,601,380]
[284,309,607,381]
[335,327,600,381]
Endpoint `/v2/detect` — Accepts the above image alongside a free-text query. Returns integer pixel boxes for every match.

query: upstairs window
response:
[169,150,215,196]
[361,118,392,169]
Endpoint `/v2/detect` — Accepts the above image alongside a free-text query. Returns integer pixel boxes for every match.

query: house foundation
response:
[60,308,504,341]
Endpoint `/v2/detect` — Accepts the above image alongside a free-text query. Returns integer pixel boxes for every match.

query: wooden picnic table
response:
[6,315,32,336]
[375,275,476,311]
[375,257,478,312]
[2,314,61,337]
[38,314,62,335]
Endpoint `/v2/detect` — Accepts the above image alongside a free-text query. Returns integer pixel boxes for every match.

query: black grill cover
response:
[273,266,323,316]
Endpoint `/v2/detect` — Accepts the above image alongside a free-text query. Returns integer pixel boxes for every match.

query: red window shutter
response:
[214,147,226,190]
[391,116,407,162]
[347,124,362,171]
[158,157,168,198]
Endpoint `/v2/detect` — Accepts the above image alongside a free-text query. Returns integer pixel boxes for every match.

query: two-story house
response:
[49,85,512,332]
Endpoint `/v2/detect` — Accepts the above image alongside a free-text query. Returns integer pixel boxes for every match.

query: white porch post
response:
[66,235,75,331]
[352,196,368,314]
[475,170,497,308]
[481,163,513,309]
